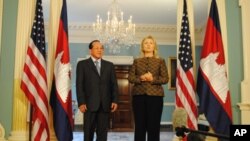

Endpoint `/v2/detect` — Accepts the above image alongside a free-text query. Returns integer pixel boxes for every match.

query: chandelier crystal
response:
[93,0,136,54]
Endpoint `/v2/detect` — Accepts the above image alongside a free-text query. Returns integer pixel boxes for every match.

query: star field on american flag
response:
[178,8,193,72]
[31,1,46,57]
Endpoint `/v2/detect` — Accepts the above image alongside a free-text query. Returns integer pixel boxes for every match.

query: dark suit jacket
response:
[76,57,119,112]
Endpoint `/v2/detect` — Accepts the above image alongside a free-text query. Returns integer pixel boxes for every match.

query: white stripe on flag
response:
[22,73,49,122]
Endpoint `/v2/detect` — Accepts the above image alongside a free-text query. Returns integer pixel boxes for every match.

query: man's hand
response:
[111,103,118,112]
[79,104,87,113]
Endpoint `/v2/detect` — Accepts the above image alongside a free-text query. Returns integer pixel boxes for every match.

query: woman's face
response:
[142,38,155,53]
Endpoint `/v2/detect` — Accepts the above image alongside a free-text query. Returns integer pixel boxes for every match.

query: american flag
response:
[20,0,49,141]
[176,0,198,130]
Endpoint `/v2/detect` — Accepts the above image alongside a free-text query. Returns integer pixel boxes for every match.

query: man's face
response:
[90,42,104,59]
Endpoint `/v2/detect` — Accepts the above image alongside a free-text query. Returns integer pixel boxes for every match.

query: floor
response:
[73,131,175,141]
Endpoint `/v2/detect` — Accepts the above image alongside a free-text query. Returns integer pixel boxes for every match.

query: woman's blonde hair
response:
[139,35,159,58]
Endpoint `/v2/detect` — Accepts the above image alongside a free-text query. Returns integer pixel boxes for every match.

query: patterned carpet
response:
[73,132,175,141]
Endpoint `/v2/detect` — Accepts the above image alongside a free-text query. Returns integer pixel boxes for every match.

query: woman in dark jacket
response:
[128,35,169,141]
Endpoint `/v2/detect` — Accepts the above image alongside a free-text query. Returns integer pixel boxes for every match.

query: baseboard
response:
[160,124,173,131]
[74,125,83,131]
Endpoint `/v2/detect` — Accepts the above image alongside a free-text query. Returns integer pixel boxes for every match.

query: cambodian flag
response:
[50,0,73,140]
[197,0,232,137]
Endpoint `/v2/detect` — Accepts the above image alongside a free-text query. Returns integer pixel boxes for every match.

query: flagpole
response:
[28,106,33,141]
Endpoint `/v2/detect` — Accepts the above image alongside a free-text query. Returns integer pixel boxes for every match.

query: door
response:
[110,65,134,131]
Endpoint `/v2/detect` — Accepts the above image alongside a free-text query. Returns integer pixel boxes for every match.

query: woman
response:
[128,35,169,141]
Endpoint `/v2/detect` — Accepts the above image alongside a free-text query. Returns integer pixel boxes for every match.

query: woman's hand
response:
[140,72,153,82]
[140,74,147,81]
[144,72,153,81]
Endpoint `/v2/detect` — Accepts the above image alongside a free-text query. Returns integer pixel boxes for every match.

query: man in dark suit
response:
[76,40,119,141]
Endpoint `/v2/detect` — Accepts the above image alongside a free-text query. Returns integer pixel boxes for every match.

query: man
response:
[76,40,119,141]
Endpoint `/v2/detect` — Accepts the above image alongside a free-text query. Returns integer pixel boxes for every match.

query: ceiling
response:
[43,0,208,27]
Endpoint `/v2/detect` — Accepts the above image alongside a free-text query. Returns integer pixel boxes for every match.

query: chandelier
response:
[93,0,136,54]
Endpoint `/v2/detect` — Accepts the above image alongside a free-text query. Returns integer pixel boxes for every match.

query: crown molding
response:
[45,23,205,45]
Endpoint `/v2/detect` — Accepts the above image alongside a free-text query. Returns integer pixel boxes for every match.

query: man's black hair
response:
[89,40,100,49]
